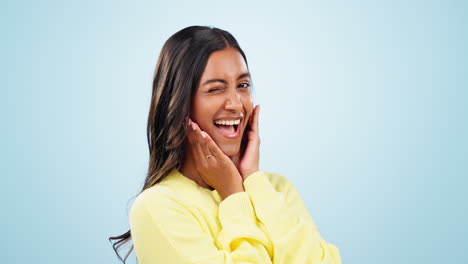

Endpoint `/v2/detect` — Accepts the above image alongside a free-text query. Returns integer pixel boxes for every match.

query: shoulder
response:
[130,169,203,217]
[261,170,297,194]
[261,171,318,228]
[260,170,309,207]
[133,184,177,205]
[130,184,188,222]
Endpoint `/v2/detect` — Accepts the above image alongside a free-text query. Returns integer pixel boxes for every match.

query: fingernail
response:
[191,122,196,130]
[201,131,207,138]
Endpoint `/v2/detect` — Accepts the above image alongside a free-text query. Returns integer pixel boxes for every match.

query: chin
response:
[219,144,241,157]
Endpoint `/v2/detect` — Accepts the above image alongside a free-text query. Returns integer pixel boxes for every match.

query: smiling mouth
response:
[213,121,241,138]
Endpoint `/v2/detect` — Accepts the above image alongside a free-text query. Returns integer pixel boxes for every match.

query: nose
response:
[224,90,242,112]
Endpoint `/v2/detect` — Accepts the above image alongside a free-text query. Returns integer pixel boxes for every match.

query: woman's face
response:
[190,46,254,157]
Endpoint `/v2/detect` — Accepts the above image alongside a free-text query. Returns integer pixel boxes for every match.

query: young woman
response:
[110,26,341,264]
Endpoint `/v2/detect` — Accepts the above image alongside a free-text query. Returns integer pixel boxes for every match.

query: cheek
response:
[190,97,220,126]
[242,95,254,114]
[242,105,254,128]
[190,99,208,124]
[191,96,210,114]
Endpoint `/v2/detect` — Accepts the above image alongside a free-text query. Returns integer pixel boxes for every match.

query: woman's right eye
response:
[208,88,221,93]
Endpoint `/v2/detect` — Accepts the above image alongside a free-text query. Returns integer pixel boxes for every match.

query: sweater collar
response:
[162,168,222,202]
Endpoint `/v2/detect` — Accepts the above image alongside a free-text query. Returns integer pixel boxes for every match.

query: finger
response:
[191,121,204,143]
[186,118,198,144]
[189,122,212,168]
[250,105,260,134]
[199,131,217,161]
[201,129,229,160]
[192,122,216,161]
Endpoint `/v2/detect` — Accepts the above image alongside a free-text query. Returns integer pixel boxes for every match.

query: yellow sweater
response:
[129,169,342,263]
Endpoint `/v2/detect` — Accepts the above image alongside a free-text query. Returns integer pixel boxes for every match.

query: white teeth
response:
[214,119,241,125]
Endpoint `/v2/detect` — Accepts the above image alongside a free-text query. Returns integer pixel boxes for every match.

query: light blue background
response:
[2,0,467,263]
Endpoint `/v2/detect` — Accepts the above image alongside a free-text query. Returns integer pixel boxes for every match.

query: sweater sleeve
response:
[129,190,273,264]
[243,171,342,264]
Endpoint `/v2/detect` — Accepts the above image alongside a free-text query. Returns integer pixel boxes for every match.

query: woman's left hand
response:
[238,105,261,181]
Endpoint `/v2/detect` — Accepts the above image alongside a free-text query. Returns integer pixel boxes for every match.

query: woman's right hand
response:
[185,118,244,199]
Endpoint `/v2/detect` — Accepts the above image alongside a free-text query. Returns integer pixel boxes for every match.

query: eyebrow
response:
[202,72,250,86]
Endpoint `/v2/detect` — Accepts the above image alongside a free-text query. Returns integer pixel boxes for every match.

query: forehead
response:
[200,47,248,80]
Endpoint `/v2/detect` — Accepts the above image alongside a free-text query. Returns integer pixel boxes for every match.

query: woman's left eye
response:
[238,82,250,88]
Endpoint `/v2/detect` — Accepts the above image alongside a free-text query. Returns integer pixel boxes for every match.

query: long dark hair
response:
[109,25,249,263]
